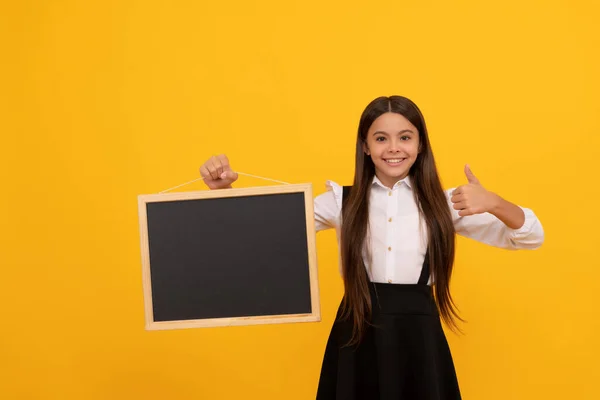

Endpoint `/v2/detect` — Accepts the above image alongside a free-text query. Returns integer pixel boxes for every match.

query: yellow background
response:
[1,0,599,399]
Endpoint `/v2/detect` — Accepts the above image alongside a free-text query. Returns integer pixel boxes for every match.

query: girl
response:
[199,96,544,400]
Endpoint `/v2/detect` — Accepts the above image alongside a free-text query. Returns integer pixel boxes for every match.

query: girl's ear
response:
[363,142,371,156]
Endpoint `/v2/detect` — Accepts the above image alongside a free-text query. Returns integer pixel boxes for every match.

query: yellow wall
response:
[1,1,599,399]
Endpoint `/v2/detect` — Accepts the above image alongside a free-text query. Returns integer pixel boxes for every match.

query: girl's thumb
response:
[220,171,237,180]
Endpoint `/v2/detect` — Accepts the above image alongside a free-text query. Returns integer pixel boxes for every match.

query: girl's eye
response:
[375,136,386,142]
[400,136,410,141]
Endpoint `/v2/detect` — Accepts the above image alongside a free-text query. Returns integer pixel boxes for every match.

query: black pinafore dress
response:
[316,186,462,400]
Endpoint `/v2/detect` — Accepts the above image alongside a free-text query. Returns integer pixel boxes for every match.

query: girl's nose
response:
[388,141,402,152]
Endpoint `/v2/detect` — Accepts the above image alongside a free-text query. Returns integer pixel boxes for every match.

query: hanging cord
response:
[159,172,291,194]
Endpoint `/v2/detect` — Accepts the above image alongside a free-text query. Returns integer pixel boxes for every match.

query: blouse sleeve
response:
[314,180,343,232]
[446,188,545,250]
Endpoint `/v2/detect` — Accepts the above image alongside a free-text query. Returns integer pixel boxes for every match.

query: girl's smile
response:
[383,157,407,165]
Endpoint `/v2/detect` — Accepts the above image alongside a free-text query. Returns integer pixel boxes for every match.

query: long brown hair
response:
[340,95,461,346]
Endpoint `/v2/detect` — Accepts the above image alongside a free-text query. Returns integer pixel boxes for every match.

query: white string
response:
[158,172,291,194]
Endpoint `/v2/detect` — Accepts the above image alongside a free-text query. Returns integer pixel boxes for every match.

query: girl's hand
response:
[450,165,500,216]
[199,154,239,190]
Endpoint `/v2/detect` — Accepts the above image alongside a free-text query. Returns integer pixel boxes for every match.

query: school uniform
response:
[313,175,545,400]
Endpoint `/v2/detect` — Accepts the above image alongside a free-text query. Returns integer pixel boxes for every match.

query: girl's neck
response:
[375,172,409,189]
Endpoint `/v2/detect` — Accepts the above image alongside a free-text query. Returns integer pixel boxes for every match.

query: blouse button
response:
[388,217,392,222]
[388,279,392,283]
[388,191,392,196]
[388,246,392,251]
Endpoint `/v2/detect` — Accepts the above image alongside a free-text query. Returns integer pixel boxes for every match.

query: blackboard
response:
[137,184,320,330]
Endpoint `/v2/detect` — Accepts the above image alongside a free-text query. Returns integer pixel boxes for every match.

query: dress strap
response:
[417,252,430,285]
[342,185,351,207]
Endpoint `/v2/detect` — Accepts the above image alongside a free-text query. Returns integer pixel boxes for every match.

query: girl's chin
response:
[377,162,409,175]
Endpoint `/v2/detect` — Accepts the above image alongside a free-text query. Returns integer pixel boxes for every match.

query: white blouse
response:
[313,175,545,285]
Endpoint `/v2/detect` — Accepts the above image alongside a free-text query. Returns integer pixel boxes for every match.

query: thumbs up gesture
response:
[450,165,500,217]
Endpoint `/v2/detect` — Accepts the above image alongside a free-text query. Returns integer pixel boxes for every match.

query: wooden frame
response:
[137,183,320,331]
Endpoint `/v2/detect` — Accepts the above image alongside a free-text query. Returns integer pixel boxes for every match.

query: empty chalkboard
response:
[137,184,320,330]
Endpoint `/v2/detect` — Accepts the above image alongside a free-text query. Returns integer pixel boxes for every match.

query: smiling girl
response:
[200,96,544,399]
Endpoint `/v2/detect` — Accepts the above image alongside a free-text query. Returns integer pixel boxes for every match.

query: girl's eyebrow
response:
[373,129,414,136]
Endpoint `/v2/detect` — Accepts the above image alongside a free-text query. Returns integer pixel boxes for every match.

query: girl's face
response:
[363,112,420,188]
